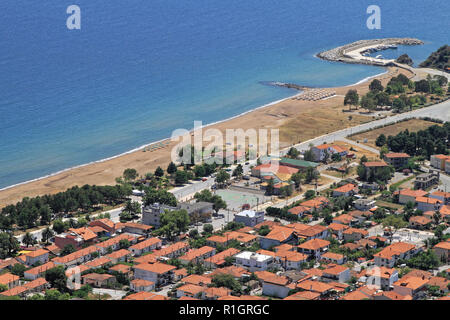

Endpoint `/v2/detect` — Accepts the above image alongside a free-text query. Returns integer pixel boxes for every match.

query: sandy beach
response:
[0,66,412,208]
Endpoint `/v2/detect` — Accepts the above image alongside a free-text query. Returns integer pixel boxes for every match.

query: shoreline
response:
[0,69,386,193]
[0,92,302,194]
[0,61,416,207]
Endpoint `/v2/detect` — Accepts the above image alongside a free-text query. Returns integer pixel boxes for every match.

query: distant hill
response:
[419,45,449,72]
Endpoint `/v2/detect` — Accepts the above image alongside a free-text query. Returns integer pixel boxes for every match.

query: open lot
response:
[215,189,269,212]
[348,119,440,149]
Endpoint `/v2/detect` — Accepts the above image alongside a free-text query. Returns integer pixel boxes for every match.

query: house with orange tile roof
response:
[130,279,155,292]
[397,188,428,205]
[202,287,231,300]
[176,284,204,299]
[332,213,358,227]
[94,234,136,255]
[218,295,267,300]
[123,291,167,300]
[182,274,212,287]
[430,154,450,170]
[296,279,334,296]
[393,276,428,298]
[0,277,49,298]
[52,245,100,267]
[408,215,432,230]
[430,190,450,205]
[206,231,257,248]
[298,238,330,259]
[415,196,443,212]
[204,248,241,269]
[383,152,410,169]
[360,266,399,290]
[0,273,20,290]
[173,268,188,282]
[284,290,320,300]
[134,262,176,286]
[153,241,189,259]
[179,246,216,265]
[321,252,346,265]
[275,250,309,270]
[129,237,162,256]
[260,226,298,249]
[109,263,131,275]
[340,285,376,300]
[115,222,153,236]
[322,265,351,283]
[373,291,412,300]
[333,183,358,197]
[24,261,55,280]
[208,266,251,280]
[300,196,330,212]
[18,248,49,266]
[293,224,329,241]
[89,218,116,234]
[287,205,312,218]
[261,274,293,298]
[343,227,369,242]
[82,273,116,288]
[374,242,418,268]
[433,241,450,263]
[326,223,349,240]
[106,249,131,264]
[85,256,112,270]
[251,163,299,178]
[54,227,98,250]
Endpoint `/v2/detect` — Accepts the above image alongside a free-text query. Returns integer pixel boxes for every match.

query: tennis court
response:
[215,189,267,212]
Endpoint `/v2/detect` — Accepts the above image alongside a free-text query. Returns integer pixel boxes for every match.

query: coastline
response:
[0,66,413,208]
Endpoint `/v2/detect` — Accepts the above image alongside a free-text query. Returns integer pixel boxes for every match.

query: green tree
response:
[215,170,230,188]
[375,134,387,147]
[369,79,384,93]
[45,266,68,292]
[158,209,190,240]
[123,168,138,182]
[154,166,164,178]
[344,89,359,110]
[211,274,242,294]
[287,147,300,159]
[61,244,76,256]
[0,232,20,259]
[22,232,36,247]
[11,263,27,277]
[167,162,177,175]
[232,164,244,179]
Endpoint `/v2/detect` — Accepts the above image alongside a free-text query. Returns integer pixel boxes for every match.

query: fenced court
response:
[215,189,268,212]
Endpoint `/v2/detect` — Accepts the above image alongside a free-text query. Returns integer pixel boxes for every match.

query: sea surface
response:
[0,0,448,189]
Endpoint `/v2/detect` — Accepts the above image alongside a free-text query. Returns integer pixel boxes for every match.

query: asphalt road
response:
[281,99,450,155]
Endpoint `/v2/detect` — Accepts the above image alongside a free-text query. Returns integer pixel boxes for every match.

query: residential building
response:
[430,191,450,205]
[234,251,275,272]
[393,276,428,299]
[133,263,176,286]
[129,237,162,256]
[415,196,443,212]
[430,154,450,170]
[179,246,216,265]
[414,170,439,190]
[298,239,330,259]
[322,265,351,283]
[142,203,176,227]
[260,226,297,249]
[397,189,427,205]
[353,199,376,211]
[383,153,410,169]
[234,210,264,227]
[333,183,358,197]
[82,273,116,288]
[433,241,450,263]
[130,279,155,292]
[374,242,418,268]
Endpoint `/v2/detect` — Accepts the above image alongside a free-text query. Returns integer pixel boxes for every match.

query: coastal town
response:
[0,41,449,302]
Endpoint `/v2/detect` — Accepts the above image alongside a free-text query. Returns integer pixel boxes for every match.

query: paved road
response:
[281,99,450,156]
[340,137,380,155]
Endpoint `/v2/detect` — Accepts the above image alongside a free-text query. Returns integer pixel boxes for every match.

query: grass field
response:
[348,119,441,149]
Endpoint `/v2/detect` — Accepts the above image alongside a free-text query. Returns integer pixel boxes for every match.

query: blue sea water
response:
[0,0,448,189]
